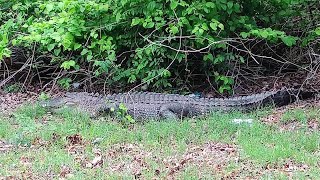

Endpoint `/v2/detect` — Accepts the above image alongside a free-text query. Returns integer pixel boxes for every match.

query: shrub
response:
[0,0,317,92]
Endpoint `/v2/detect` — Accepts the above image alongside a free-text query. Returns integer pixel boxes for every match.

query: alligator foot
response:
[160,105,179,120]
[160,110,178,120]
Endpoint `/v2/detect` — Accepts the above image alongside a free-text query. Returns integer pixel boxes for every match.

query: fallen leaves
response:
[65,135,104,170]
[66,134,83,146]
[262,100,320,131]
[0,92,38,115]
[19,156,34,167]
[85,149,103,168]
[165,142,238,177]
[0,140,13,152]
[59,165,74,179]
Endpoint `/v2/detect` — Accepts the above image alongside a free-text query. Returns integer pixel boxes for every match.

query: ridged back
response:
[104,90,280,106]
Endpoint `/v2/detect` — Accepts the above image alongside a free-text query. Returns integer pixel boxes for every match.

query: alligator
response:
[39,89,316,120]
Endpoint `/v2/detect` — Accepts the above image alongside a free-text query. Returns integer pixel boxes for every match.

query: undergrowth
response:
[1,0,318,92]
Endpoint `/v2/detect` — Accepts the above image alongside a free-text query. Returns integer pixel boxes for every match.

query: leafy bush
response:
[0,0,316,92]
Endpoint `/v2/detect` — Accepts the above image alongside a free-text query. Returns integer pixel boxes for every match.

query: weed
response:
[3,83,23,93]
[38,92,50,101]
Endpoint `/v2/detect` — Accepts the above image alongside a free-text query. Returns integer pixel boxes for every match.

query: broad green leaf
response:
[315,27,320,36]
[74,43,81,50]
[87,54,93,61]
[116,13,121,22]
[80,6,85,12]
[146,22,155,28]
[81,49,88,55]
[202,23,209,31]
[61,60,76,70]
[260,31,269,38]
[210,22,217,31]
[170,1,178,10]
[162,69,171,77]
[198,28,204,35]
[234,3,241,13]
[46,3,54,12]
[100,4,109,11]
[121,0,127,6]
[170,26,179,34]
[206,2,215,8]
[220,4,227,10]
[281,36,296,47]
[47,44,55,51]
[131,18,141,26]
[203,54,214,61]
[240,32,248,38]
[51,32,61,42]
[227,2,233,8]
[218,23,224,30]
[54,49,61,56]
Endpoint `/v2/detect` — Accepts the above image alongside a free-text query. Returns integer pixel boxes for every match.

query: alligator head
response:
[40,97,78,108]
[39,92,112,117]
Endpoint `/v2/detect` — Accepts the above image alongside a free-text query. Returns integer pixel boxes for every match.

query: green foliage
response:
[116,103,135,127]
[57,77,72,90]
[3,83,23,93]
[0,0,315,92]
[38,92,50,100]
[214,72,234,93]
[316,27,320,36]
[60,60,78,70]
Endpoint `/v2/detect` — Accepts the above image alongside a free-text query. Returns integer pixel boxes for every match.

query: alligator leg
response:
[159,105,178,120]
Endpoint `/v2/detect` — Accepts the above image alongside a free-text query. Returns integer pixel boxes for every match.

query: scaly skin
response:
[39,89,313,120]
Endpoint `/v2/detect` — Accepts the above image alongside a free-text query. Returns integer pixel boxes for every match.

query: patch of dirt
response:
[61,141,239,178]
[229,159,311,179]
[0,86,63,115]
[235,70,320,95]
[92,142,238,178]
[0,92,38,115]
[0,140,13,152]
[261,99,320,131]
[67,134,84,146]
[63,141,315,179]
[165,142,238,178]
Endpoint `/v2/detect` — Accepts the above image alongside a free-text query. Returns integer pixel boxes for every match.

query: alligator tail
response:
[268,89,317,107]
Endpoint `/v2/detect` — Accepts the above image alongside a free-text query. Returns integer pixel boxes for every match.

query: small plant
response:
[38,92,50,101]
[214,74,234,93]
[58,78,72,90]
[116,103,135,127]
[3,83,23,93]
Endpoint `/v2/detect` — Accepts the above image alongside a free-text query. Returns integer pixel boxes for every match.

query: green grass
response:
[0,104,320,179]
[281,107,320,124]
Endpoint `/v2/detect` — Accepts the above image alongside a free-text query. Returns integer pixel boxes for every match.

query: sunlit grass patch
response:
[281,108,307,124]
[237,124,320,164]
[0,117,14,139]
[280,107,320,124]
